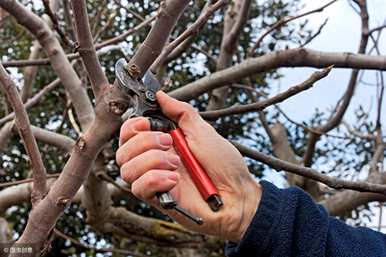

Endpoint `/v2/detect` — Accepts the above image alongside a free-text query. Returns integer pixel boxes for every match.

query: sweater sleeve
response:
[225,181,386,257]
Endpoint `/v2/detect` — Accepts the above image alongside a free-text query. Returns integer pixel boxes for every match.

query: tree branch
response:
[150,0,227,73]
[42,0,73,47]
[126,0,191,79]
[302,0,369,167]
[200,66,332,120]
[53,228,147,257]
[0,0,94,130]
[169,48,386,101]
[233,141,386,195]
[207,0,252,110]
[249,0,337,55]
[71,0,109,97]
[0,64,47,205]
[0,78,60,126]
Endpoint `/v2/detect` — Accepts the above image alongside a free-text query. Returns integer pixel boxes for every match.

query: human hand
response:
[116,91,261,242]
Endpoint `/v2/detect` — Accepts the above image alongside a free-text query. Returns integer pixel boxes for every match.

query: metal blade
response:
[143,70,161,92]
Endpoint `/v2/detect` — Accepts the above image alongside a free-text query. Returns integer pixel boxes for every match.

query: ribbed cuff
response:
[225,181,284,257]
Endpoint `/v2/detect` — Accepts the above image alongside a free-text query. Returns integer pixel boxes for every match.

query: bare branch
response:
[170,48,386,101]
[0,64,47,205]
[30,126,75,153]
[369,24,386,35]
[200,66,332,120]
[303,0,369,167]
[127,0,191,79]
[21,41,41,102]
[233,141,386,195]
[249,0,337,55]
[0,174,60,189]
[54,229,146,257]
[225,0,252,51]
[150,0,227,73]
[71,0,109,97]
[0,0,94,130]
[207,0,252,110]
[42,0,73,47]
[95,15,156,49]
[0,79,60,126]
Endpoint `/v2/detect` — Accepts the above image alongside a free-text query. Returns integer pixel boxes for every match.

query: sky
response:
[275,0,386,126]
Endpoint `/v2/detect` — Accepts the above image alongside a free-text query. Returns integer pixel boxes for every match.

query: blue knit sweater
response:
[226,181,386,257]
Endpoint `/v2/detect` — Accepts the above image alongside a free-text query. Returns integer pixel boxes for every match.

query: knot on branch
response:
[76,137,87,151]
[126,64,141,79]
[73,41,80,53]
[55,196,70,207]
[108,101,126,115]
[36,28,49,41]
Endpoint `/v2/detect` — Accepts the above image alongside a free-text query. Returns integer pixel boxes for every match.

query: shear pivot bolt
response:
[145,90,156,102]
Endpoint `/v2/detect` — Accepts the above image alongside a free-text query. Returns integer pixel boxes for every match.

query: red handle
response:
[169,128,222,210]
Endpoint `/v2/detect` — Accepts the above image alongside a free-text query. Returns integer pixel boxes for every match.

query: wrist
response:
[233,180,261,242]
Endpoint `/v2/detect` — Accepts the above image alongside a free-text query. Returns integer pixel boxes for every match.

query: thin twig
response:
[233,141,386,195]
[42,0,73,47]
[302,0,369,167]
[249,0,337,55]
[0,174,60,188]
[0,78,61,126]
[0,64,47,205]
[54,229,147,257]
[200,66,333,120]
[95,171,132,194]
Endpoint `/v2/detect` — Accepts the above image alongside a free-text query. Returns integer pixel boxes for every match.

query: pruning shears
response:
[115,58,223,225]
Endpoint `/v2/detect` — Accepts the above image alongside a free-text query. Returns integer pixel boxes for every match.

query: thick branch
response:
[126,0,190,78]
[0,64,47,205]
[207,0,251,110]
[169,48,386,101]
[71,0,109,97]
[200,66,332,120]
[30,126,75,152]
[11,83,129,252]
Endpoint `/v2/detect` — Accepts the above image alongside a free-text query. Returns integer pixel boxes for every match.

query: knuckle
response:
[183,103,197,115]
[120,119,135,138]
[115,149,123,166]
[147,149,165,159]
[131,181,142,198]
[146,171,160,188]
[142,132,162,147]
[120,163,133,183]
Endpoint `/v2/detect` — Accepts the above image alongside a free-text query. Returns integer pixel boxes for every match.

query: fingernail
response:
[158,133,173,147]
[167,154,180,167]
[167,172,179,182]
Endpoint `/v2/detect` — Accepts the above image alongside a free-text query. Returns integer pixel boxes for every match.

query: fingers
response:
[120,149,180,184]
[156,91,204,130]
[119,117,150,146]
[116,131,173,166]
[131,170,179,201]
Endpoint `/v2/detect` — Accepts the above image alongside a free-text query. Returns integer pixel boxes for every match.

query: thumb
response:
[156,91,205,131]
